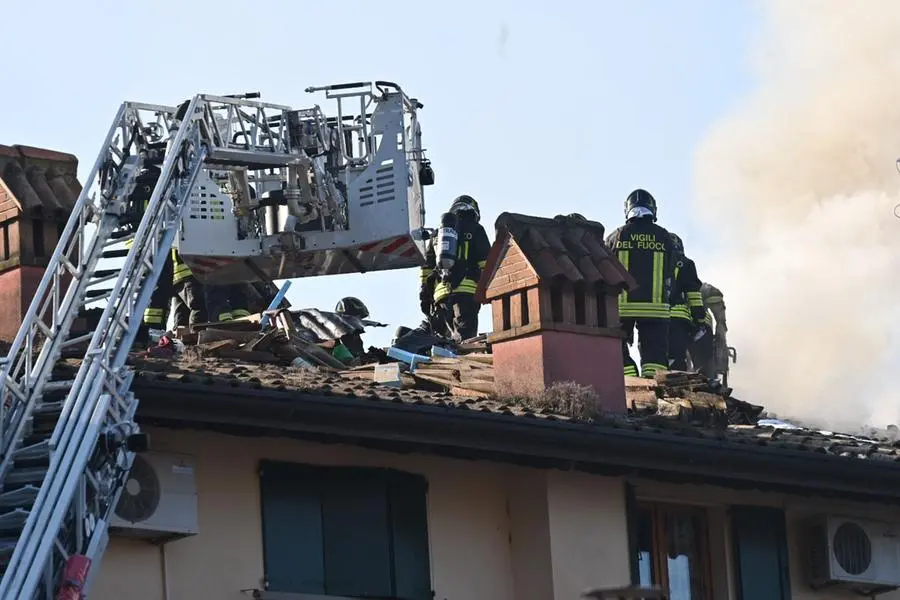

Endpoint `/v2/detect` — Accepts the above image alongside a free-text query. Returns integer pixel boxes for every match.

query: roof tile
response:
[483,212,637,294]
[0,144,81,215]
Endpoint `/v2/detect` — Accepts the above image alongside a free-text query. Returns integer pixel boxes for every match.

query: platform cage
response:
[176,81,432,284]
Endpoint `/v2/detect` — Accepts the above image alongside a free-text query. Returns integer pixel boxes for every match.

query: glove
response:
[693,323,710,342]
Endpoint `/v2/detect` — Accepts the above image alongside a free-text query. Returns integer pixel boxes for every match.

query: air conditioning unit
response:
[808,515,900,589]
[109,451,199,542]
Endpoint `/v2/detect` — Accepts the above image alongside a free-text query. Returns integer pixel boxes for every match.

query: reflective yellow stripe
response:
[434,277,478,301]
[477,260,486,269]
[641,362,667,377]
[171,248,193,284]
[231,309,250,318]
[143,308,164,325]
[617,250,629,303]
[671,305,691,320]
[218,312,233,321]
[704,310,713,326]
[705,295,724,304]
[420,268,433,283]
[686,291,703,307]
[624,365,639,377]
[652,251,664,305]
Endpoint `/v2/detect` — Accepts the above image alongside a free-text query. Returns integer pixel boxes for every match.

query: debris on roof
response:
[625,371,765,428]
[153,307,384,369]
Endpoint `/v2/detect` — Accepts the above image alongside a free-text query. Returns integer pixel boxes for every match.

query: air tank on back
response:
[435,211,459,272]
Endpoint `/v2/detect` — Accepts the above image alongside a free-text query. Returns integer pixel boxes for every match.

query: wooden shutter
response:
[731,505,793,600]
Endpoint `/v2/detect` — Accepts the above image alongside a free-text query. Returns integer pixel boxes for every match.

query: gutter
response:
[131,380,900,502]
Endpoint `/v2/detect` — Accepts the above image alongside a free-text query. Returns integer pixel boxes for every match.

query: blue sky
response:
[0,0,760,346]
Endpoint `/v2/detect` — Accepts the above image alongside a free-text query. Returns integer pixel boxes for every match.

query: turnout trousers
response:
[621,317,670,378]
[690,332,716,380]
[434,293,479,342]
[668,317,693,371]
[141,252,175,332]
[172,276,208,329]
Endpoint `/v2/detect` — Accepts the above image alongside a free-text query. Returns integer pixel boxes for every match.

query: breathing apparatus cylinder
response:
[436,211,459,278]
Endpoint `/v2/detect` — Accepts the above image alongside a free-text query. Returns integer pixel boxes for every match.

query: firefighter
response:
[170,249,209,328]
[604,189,678,378]
[690,282,728,384]
[126,165,172,343]
[207,284,251,322]
[667,233,707,371]
[420,195,491,342]
[334,296,369,360]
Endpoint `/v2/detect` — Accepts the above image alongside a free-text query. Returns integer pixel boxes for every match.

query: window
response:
[635,502,714,600]
[259,461,432,599]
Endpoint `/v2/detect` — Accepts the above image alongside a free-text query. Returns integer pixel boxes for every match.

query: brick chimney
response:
[0,145,82,342]
[476,213,637,412]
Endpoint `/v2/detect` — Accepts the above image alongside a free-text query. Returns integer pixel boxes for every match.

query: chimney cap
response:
[477,212,637,303]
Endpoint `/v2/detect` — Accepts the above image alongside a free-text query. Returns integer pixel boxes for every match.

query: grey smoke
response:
[691,0,900,430]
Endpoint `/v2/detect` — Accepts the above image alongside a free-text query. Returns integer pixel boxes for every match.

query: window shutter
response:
[259,461,326,594]
[389,471,432,600]
[731,505,793,600]
[321,468,393,597]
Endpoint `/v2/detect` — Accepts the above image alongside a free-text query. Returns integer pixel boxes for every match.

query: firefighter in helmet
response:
[604,189,678,378]
[333,296,370,360]
[419,195,491,342]
[667,233,708,371]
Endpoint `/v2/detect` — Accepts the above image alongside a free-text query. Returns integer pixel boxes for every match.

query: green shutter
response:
[389,471,432,600]
[259,461,326,594]
[731,505,793,600]
[321,468,393,597]
[623,482,640,585]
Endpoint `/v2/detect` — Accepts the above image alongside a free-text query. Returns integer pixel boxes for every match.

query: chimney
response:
[476,213,637,413]
[0,145,82,342]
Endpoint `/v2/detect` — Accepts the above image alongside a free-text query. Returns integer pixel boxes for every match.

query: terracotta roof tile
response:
[0,144,81,215]
[53,352,899,464]
[483,212,637,292]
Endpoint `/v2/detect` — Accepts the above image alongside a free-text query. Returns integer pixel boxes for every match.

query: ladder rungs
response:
[0,508,29,532]
[0,486,38,509]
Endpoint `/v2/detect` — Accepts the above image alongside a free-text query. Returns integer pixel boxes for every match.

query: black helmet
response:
[669,232,684,254]
[449,194,481,222]
[624,189,658,222]
[335,296,369,320]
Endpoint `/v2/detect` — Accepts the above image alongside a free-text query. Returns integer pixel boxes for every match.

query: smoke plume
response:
[692,0,900,430]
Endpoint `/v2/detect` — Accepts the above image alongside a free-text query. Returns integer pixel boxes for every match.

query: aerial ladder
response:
[0,81,432,599]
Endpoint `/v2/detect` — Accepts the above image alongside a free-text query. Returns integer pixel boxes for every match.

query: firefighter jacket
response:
[420,213,491,303]
[670,254,705,324]
[604,218,676,319]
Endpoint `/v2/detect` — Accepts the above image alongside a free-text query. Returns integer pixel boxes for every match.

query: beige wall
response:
[91,427,631,600]
[90,427,900,600]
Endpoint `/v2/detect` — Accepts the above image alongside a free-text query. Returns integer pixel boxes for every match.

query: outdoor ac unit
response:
[808,515,900,589]
[108,451,199,542]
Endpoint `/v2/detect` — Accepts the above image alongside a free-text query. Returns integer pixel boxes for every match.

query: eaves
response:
[131,380,900,504]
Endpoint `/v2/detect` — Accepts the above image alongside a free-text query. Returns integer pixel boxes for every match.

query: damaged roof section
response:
[478,212,636,301]
[0,144,82,218]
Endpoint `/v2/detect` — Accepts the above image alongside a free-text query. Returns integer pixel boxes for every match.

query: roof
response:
[477,212,636,302]
[0,144,81,216]
[52,344,900,502]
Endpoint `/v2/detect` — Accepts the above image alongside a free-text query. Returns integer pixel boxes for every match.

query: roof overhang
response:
[132,380,900,504]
